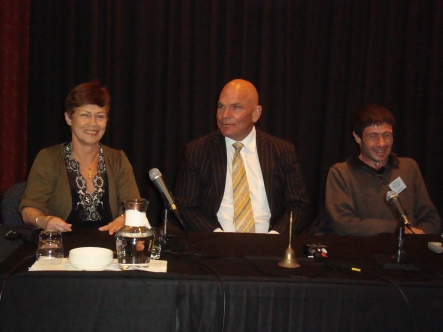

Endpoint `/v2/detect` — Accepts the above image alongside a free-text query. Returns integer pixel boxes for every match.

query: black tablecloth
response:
[1,228,442,332]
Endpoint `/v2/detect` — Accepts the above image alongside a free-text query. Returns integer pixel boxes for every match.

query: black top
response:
[64,143,112,229]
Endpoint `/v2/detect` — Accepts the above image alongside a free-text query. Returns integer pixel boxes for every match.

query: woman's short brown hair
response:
[65,82,110,117]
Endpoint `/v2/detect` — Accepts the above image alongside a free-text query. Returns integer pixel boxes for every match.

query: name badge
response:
[389,177,407,194]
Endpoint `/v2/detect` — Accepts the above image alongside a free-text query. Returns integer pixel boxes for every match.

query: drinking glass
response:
[36,230,64,265]
[150,227,163,260]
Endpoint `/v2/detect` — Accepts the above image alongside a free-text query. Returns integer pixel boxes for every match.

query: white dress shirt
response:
[216,127,273,233]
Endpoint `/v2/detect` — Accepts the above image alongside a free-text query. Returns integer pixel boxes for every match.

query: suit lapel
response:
[209,131,227,209]
[256,130,274,214]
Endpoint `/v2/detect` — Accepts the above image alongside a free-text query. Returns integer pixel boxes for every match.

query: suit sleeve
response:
[174,143,221,231]
[269,143,310,234]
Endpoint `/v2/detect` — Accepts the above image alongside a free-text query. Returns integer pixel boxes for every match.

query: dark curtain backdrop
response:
[0,0,29,196]
[26,0,443,228]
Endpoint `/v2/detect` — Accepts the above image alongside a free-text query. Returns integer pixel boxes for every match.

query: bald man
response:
[173,79,310,233]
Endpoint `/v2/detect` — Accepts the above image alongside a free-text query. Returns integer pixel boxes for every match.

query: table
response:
[0,225,33,263]
[1,228,443,332]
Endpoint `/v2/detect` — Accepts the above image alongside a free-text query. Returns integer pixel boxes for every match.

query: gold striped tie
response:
[232,142,255,233]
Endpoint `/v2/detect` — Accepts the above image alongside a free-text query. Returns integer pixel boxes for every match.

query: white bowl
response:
[69,247,113,270]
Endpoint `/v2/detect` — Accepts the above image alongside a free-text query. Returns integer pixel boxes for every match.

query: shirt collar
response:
[346,152,399,170]
[225,126,257,153]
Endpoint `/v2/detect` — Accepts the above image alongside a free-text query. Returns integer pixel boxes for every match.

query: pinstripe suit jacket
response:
[173,129,310,233]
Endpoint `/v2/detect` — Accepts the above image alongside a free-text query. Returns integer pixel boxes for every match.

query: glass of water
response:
[150,227,163,260]
[36,230,64,265]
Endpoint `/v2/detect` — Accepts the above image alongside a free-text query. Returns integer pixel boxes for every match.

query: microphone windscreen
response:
[149,168,161,180]
[386,191,397,202]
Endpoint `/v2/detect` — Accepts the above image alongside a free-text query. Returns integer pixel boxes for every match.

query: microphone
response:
[386,191,411,229]
[149,168,186,232]
[149,168,178,212]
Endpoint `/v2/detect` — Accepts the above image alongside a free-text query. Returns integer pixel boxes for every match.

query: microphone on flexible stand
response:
[149,168,186,232]
[386,191,413,232]
[381,191,419,270]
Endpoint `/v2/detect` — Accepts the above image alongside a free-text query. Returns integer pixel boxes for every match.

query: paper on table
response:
[29,258,167,272]
[428,242,443,254]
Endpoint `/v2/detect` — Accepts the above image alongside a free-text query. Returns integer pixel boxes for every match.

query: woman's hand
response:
[99,214,125,235]
[44,216,72,232]
[22,208,72,232]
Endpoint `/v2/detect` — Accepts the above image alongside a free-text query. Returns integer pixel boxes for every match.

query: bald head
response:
[219,79,259,107]
[216,79,262,141]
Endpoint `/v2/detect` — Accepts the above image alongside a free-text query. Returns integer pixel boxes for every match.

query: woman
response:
[19,82,140,234]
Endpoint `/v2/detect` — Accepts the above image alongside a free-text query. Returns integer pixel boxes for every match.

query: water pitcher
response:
[116,199,153,270]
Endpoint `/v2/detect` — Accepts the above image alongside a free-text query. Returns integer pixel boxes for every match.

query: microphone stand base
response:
[382,262,420,271]
[161,234,187,252]
[373,254,420,271]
